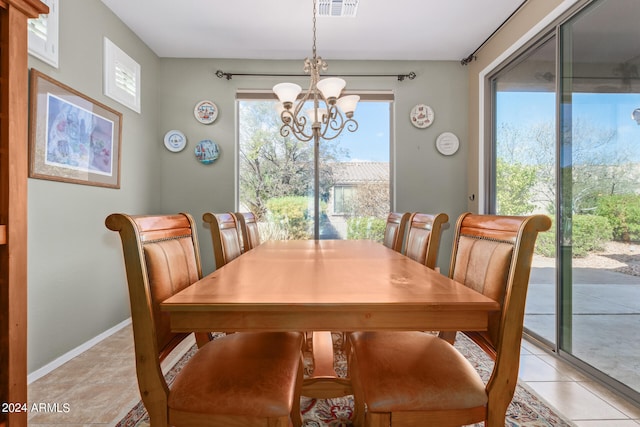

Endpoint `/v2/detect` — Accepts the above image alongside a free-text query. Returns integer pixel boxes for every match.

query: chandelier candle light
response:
[273,0,359,239]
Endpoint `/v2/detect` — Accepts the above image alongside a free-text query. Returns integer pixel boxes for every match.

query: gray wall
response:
[26,0,469,373]
[159,58,469,275]
[27,0,161,372]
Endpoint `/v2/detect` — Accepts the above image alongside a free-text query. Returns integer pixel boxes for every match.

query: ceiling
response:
[100,0,525,61]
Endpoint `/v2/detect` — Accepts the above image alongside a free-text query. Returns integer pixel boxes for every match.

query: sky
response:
[496,91,640,162]
[239,99,391,163]
[336,101,390,162]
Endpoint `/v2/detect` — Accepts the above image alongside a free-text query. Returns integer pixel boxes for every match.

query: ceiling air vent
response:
[318,0,359,17]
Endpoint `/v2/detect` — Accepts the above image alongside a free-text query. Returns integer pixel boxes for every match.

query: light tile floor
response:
[27,324,640,426]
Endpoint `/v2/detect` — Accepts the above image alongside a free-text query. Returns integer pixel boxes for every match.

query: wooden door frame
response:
[0,1,48,426]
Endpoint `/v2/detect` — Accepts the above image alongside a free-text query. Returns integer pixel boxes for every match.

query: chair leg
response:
[343,333,351,376]
[304,331,313,351]
[437,330,457,344]
[290,353,304,427]
[366,412,391,427]
[147,406,168,427]
[486,398,510,427]
[194,332,211,347]
[268,416,292,427]
[348,345,366,427]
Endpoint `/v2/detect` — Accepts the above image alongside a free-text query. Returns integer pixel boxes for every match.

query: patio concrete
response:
[526,266,640,392]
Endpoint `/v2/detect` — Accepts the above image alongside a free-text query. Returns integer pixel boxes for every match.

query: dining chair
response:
[105,212,304,427]
[348,212,551,427]
[234,211,261,252]
[403,212,449,268]
[202,212,242,269]
[382,212,411,252]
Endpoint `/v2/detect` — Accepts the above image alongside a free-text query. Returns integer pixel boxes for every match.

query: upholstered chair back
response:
[235,211,261,252]
[403,212,449,269]
[202,212,242,269]
[105,213,202,387]
[382,212,411,252]
[448,212,552,358]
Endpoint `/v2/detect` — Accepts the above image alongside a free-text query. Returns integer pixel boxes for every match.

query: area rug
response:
[116,333,574,426]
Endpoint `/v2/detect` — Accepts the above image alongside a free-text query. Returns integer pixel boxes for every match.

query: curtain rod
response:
[215,70,417,81]
[460,0,528,65]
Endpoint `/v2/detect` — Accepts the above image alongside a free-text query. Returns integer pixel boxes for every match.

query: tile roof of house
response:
[330,162,389,185]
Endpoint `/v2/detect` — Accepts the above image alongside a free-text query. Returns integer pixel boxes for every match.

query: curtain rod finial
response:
[215,70,232,80]
[460,55,477,66]
[397,72,416,81]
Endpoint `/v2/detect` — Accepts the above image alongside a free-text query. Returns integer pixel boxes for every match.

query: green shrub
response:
[534,225,556,257]
[535,214,612,258]
[595,194,640,242]
[495,159,538,215]
[265,196,312,240]
[346,217,386,242]
[571,215,612,257]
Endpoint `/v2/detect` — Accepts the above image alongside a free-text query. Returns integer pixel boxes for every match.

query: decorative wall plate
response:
[435,132,460,156]
[194,100,218,124]
[410,104,434,128]
[163,129,187,152]
[195,139,220,164]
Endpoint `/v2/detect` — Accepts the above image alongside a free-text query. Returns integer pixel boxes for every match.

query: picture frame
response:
[29,69,123,188]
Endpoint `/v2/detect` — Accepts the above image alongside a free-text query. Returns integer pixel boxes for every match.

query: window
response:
[333,185,354,214]
[237,94,392,241]
[103,37,141,113]
[28,0,58,68]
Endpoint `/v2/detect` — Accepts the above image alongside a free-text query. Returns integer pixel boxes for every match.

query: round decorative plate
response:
[435,132,460,156]
[195,139,220,164]
[194,100,218,124]
[410,104,434,128]
[163,130,187,152]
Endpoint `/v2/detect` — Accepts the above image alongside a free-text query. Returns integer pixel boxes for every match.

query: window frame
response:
[28,0,59,68]
[103,37,141,114]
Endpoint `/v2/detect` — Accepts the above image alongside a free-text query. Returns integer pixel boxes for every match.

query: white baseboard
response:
[28,317,132,384]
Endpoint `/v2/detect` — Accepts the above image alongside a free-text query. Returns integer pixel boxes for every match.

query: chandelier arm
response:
[345,119,359,133]
[279,126,291,138]
[293,121,314,140]
[292,87,312,120]
[330,108,345,131]
[323,116,345,138]
[279,120,315,142]
[289,89,313,140]
[283,107,315,141]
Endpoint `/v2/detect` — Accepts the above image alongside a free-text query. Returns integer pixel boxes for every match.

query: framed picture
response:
[29,69,123,188]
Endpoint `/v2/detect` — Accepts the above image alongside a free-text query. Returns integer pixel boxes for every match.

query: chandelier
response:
[272,0,359,239]
[272,0,359,143]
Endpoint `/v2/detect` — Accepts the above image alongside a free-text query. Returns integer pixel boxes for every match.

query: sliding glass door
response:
[493,35,557,345]
[492,0,640,401]
[558,0,640,395]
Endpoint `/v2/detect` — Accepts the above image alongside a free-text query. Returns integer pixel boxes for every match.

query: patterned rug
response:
[116,333,574,426]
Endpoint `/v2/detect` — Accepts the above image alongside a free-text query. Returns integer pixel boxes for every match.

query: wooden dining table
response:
[160,239,500,334]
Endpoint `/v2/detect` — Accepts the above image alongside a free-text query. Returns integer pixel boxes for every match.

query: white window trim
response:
[28,0,59,68]
[103,37,141,114]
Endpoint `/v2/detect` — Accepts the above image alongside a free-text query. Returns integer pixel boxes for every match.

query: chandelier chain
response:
[312,0,317,60]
